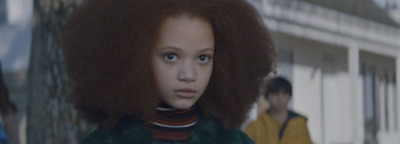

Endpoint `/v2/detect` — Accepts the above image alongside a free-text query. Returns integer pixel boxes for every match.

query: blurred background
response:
[0,0,399,144]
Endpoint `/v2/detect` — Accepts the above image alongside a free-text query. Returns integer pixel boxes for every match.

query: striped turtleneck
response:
[151,103,198,143]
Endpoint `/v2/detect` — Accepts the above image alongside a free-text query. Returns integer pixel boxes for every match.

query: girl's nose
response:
[177,60,197,82]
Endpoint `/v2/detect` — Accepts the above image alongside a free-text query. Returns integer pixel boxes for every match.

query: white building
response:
[249,0,400,144]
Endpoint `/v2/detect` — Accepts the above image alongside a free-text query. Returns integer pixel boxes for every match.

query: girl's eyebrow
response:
[157,46,183,52]
[158,47,214,52]
[199,48,214,53]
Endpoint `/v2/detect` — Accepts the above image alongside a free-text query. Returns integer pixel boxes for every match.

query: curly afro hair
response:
[61,0,276,129]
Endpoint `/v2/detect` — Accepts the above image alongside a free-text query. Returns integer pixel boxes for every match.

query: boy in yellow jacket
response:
[246,77,312,144]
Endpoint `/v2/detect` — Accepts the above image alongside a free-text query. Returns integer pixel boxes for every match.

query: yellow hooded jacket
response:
[245,111,312,144]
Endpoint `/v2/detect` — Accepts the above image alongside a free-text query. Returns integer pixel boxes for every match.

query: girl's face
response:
[153,16,214,109]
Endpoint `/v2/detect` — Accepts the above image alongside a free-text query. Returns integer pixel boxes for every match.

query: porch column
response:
[348,43,363,144]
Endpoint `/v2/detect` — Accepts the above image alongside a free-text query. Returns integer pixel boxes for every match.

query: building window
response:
[277,46,294,81]
[392,72,398,131]
[362,63,378,142]
[384,74,389,131]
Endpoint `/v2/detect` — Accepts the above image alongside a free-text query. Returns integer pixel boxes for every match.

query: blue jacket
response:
[0,122,10,144]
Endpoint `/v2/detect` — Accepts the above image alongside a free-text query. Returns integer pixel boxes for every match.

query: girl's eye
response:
[163,53,177,62]
[198,55,212,63]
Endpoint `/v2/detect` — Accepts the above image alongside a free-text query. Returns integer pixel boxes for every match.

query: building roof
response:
[299,0,400,27]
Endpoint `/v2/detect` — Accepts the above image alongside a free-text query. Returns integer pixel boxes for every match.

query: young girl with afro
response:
[61,0,276,143]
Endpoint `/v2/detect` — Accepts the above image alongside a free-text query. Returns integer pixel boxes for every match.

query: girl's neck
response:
[269,109,288,123]
[151,103,198,142]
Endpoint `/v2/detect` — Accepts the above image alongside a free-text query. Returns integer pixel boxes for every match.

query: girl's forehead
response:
[155,15,214,50]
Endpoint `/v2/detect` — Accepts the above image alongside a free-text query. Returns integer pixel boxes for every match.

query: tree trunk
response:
[27,0,94,144]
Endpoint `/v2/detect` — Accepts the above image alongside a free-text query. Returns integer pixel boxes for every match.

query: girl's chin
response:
[169,102,196,110]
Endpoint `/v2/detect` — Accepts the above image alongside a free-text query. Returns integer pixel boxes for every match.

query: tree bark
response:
[27,0,94,144]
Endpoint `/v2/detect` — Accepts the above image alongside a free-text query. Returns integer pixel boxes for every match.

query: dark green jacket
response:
[81,115,254,144]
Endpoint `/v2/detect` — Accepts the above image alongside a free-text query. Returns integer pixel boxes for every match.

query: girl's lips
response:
[174,88,197,98]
